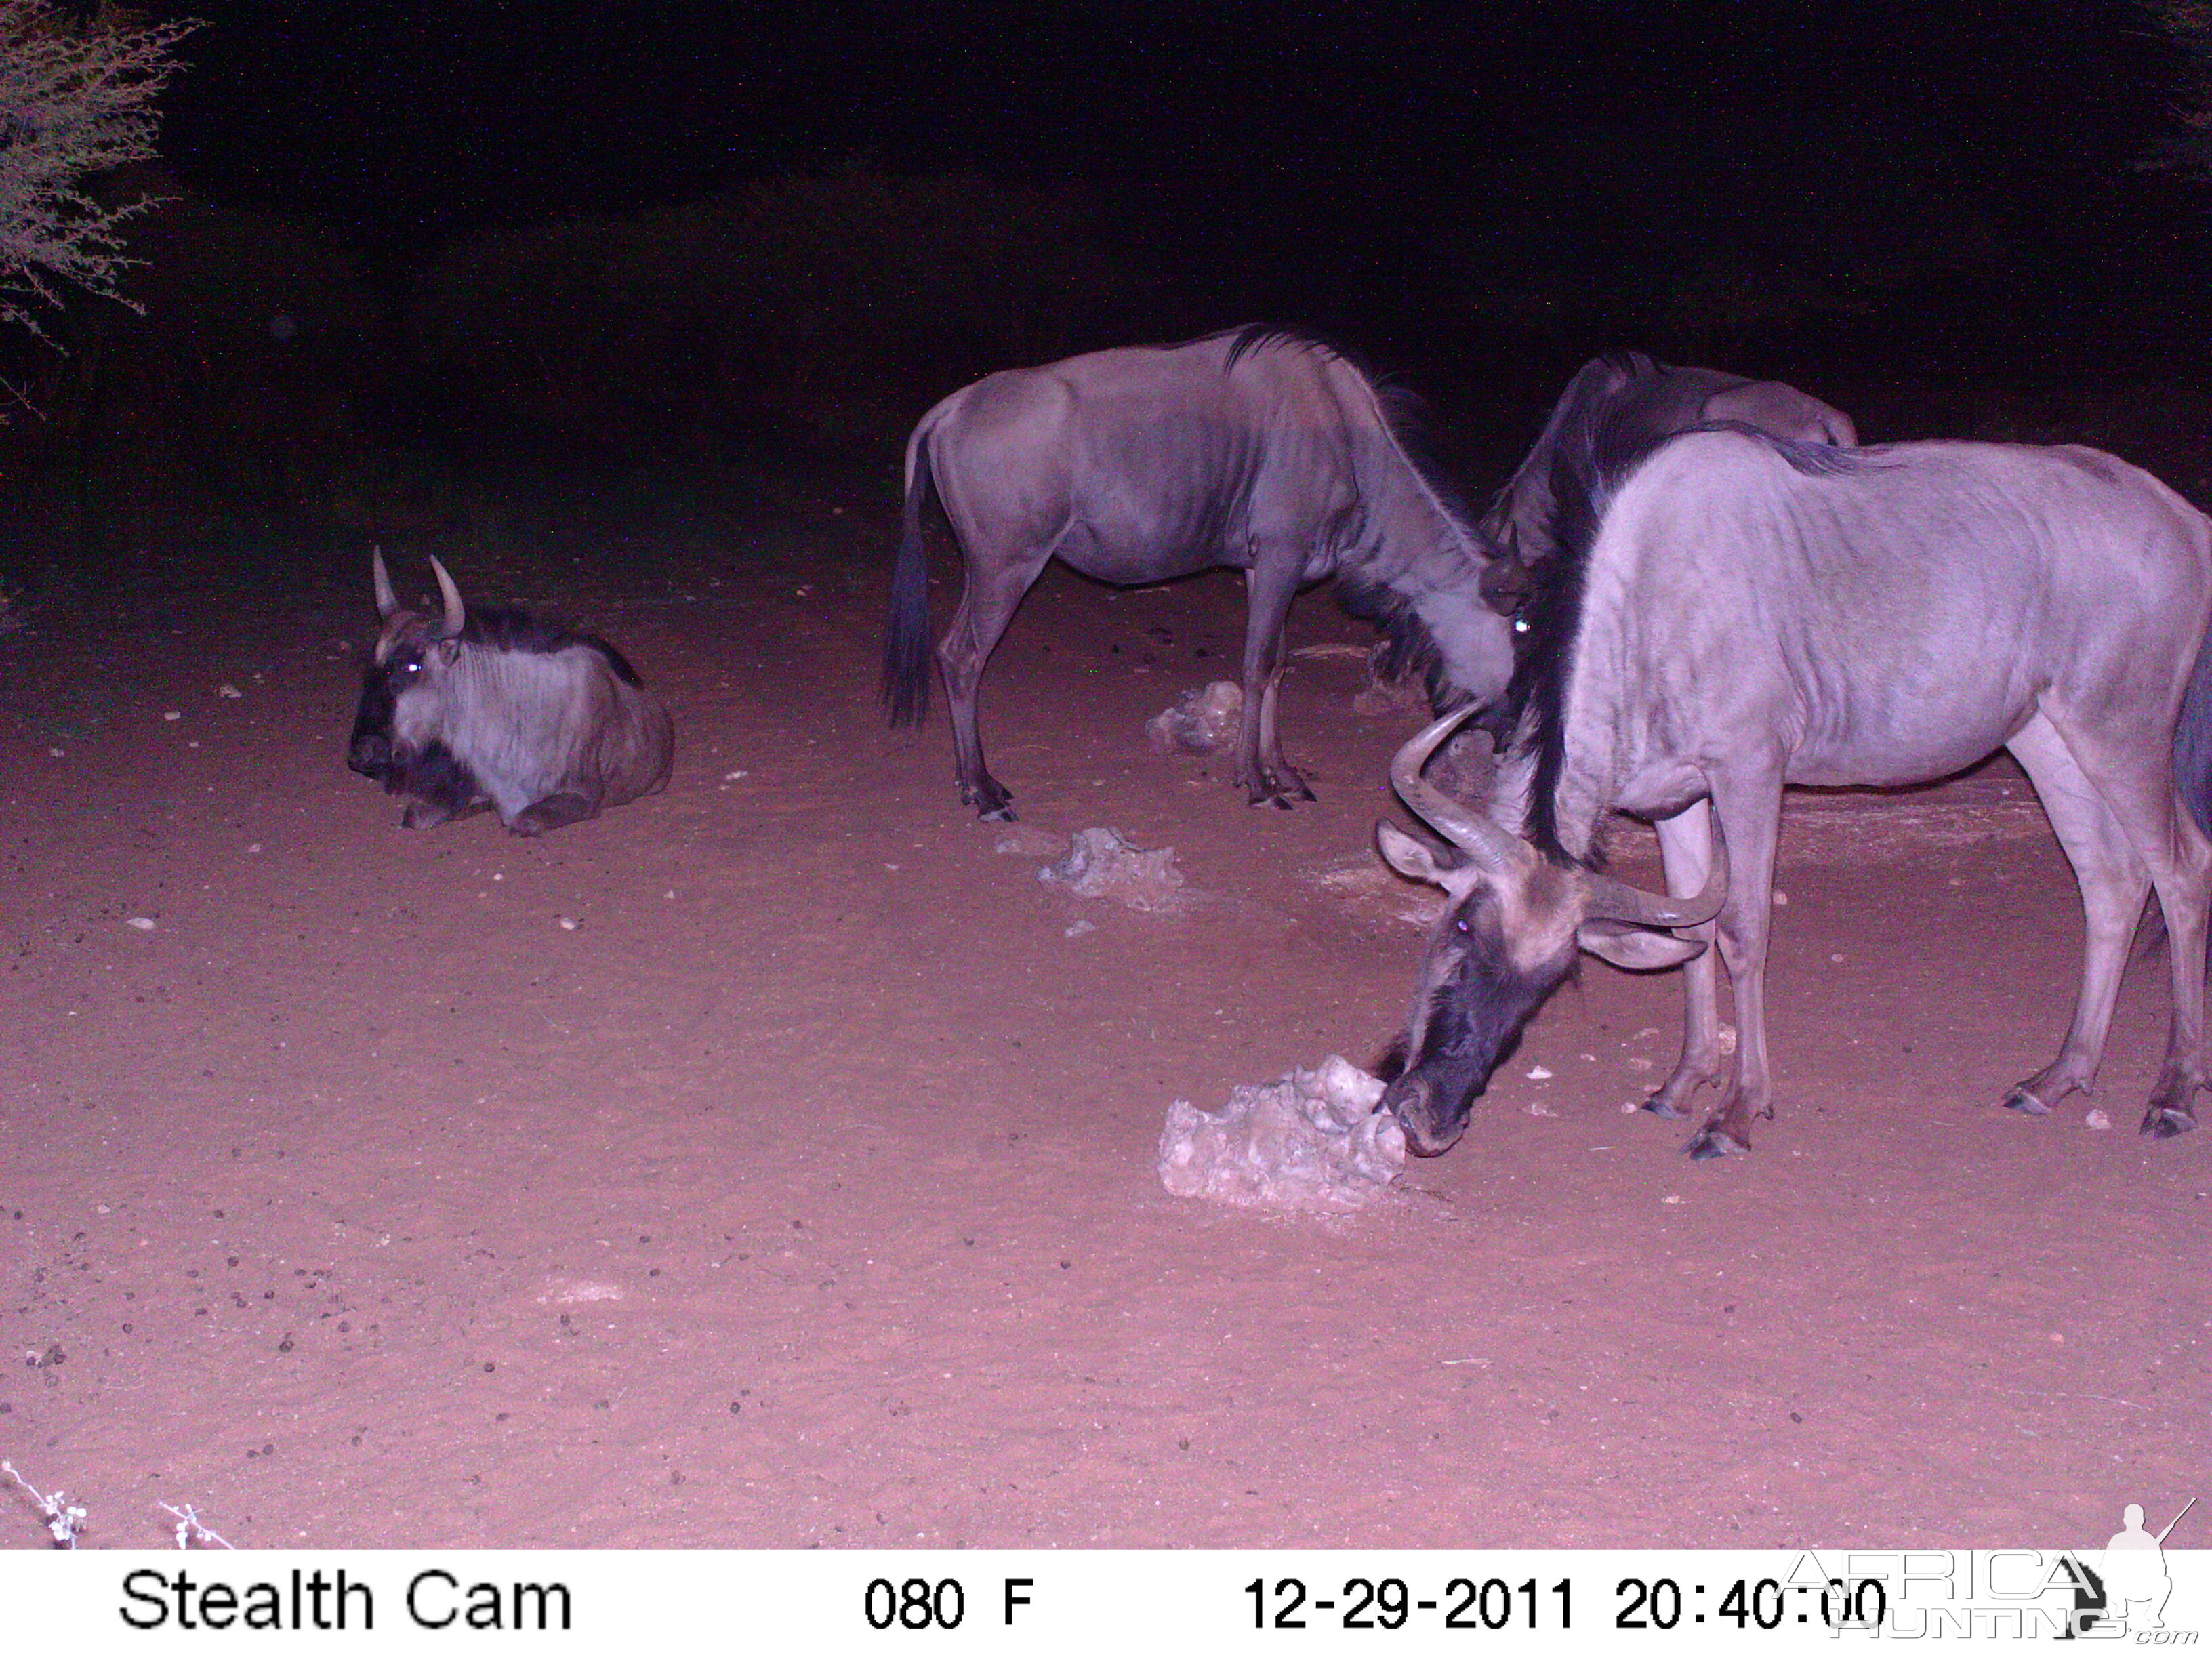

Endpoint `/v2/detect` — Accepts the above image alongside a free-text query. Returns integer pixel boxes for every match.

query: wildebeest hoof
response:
[1685,1126,1748,1160]
[1242,769,1314,809]
[1641,1095,1689,1121]
[2001,1086,2052,1116]
[965,790,1016,821]
[2142,1104,2198,1139]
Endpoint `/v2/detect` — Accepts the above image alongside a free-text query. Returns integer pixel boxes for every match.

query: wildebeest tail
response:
[2174,614,2212,841]
[882,422,939,726]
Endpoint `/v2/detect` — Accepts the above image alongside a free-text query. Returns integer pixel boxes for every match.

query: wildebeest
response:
[1374,410,2212,1161]
[882,326,1504,819]
[1463,349,1856,621]
[347,552,674,836]
[1366,349,1853,726]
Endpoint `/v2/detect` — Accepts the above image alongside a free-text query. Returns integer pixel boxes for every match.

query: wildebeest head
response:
[346,550,468,783]
[1374,705,1727,1155]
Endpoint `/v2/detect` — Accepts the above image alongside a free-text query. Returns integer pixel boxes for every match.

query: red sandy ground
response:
[2,489,2204,1551]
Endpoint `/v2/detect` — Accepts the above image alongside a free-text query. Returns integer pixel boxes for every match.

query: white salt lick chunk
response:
[1159,1056,1404,1214]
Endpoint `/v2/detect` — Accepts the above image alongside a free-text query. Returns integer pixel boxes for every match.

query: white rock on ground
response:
[1159,1055,1404,1213]
[1040,827,1184,912]
[1145,681,1242,754]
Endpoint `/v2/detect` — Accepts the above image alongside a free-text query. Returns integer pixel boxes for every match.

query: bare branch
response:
[0,1,200,337]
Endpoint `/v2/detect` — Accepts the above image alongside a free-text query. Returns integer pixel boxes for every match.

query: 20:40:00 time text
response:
[1246,1576,1570,1631]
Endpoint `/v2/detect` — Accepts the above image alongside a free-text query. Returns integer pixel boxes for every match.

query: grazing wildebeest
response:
[1374,411,2212,1161]
[882,326,1507,819]
[1464,349,1857,622]
[347,552,674,836]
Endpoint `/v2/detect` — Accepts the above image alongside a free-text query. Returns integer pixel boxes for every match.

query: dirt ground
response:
[2,484,2205,1551]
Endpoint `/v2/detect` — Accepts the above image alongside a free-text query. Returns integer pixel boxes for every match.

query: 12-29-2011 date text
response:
[1247,1575,1570,1631]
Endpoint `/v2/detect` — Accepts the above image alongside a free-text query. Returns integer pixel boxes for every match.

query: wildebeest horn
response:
[1582,818,1731,930]
[1387,702,1528,874]
[428,555,466,639]
[371,546,398,619]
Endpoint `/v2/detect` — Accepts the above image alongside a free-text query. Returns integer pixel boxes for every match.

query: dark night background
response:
[5,0,2210,581]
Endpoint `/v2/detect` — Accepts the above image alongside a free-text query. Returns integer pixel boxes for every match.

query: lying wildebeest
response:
[347,552,674,836]
[882,326,1507,819]
[1375,411,2212,1160]
[1463,349,1856,624]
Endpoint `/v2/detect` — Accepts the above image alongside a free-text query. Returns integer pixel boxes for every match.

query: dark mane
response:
[1688,419,1872,476]
[461,603,647,687]
[1507,409,1878,862]
[1210,327,1477,524]
[1335,575,1453,708]
[1218,321,1354,371]
[1477,350,1658,554]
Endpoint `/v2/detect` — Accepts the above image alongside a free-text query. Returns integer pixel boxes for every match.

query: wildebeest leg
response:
[2012,714,2212,1135]
[937,551,1050,821]
[1643,801,1724,1121]
[1255,670,1315,805]
[2147,838,2212,1136]
[510,791,602,838]
[1685,769,1785,1160]
[1237,565,1313,808]
[1997,717,2152,1120]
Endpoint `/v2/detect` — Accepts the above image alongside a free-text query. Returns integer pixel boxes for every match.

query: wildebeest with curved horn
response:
[882,326,1509,819]
[347,552,675,836]
[1375,409,2212,1160]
